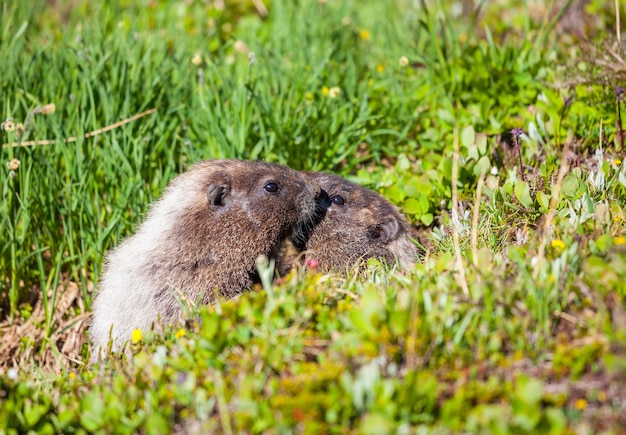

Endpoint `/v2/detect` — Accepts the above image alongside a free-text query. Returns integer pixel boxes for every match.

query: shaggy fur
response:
[279,172,418,272]
[90,160,322,354]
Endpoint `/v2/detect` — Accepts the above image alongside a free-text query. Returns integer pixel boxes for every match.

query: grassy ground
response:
[2,0,626,432]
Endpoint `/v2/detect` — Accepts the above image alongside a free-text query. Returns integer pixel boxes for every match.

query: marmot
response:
[280,172,418,272]
[90,159,324,354]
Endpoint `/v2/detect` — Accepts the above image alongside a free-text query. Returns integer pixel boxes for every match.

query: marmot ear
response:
[206,171,232,207]
[206,184,229,207]
[367,219,399,243]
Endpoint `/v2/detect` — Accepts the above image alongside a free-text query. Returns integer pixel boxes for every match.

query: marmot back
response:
[90,159,322,355]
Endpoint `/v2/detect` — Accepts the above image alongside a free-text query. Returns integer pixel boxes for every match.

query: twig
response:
[251,0,268,17]
[452,128,470,298]
[532,130,572,280]
[2,108,157,148]
[604,40,626,66]
[616,0,622,45]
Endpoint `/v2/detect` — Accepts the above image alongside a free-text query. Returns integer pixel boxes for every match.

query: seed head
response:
[399,56,409,67]
[2,118,15,132]
[38,104,56,115]
[15,123,25,138]
[328,86,341,98]
[191,53,203,66]
[7,158,20,171]
[233,40,249,54]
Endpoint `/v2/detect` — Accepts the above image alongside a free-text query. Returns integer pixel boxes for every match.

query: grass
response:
[2,0,626,432]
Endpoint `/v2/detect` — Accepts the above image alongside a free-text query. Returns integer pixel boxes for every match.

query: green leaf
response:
[476,132,488,154]
[595,234,614,253]
[561,174,580,199]
[514,181,533,208]
[420,213,434,226]
[536,191,551,210]
[473,156,490,176]
[461,125,475,147]
[80,392,106,432]
[403,198,425,215]
[384,185,405,203]
[395,153,411,172]
[404,180,420,198]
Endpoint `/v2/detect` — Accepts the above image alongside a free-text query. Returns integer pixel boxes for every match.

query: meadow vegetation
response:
[2,0,626,432]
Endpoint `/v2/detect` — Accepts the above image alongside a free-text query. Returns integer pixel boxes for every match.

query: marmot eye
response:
[331,195,345,205]
[264,182,280,193]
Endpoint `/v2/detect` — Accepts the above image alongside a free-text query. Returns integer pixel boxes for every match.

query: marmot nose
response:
[317,189,331,209]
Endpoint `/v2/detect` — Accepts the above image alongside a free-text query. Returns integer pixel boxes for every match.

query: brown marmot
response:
[280,172,418,272]
[90,159,324,354]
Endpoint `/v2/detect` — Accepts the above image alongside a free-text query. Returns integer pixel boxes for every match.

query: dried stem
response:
[616,0,622,45]
[452,128,470,298]
[2,108,157,148]
[532,130,572,280]
[471,170,486,268]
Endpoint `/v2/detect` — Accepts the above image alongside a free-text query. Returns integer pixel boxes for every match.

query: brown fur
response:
[280,172,418,272]
[90,160,323,353]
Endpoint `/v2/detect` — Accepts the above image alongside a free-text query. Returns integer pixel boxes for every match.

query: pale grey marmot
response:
[90,159,324,355]
[280,172,418,273]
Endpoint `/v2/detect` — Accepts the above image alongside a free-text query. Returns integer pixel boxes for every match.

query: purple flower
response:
[510,128,524,142]
[563,94,574,107]
[616,86,625,101]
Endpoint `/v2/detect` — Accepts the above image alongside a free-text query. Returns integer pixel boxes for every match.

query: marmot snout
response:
[90,159,324,354]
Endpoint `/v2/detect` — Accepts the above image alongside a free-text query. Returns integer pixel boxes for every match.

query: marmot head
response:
[295,172,417,271]
[156,160,324,267]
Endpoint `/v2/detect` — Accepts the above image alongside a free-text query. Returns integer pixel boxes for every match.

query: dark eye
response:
[331,195,345,205]
[264,182,280,193]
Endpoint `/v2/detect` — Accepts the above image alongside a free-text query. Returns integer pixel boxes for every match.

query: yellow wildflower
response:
[614,159,622,166]
[2,118,15,132]
[175,329,186,339]
[305,92,313,100]
[322,86,329,96]
[615,236,626,245]
[131,328,143,343]
[359,29,371,41]
[376,64,384,73]
[328,86,341,98]
[68,372,76,380]
[551,239,565,251]
[191,53,203,66]
[399,56,409,67]
[7,158,20,171]
[575,398,587,410]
